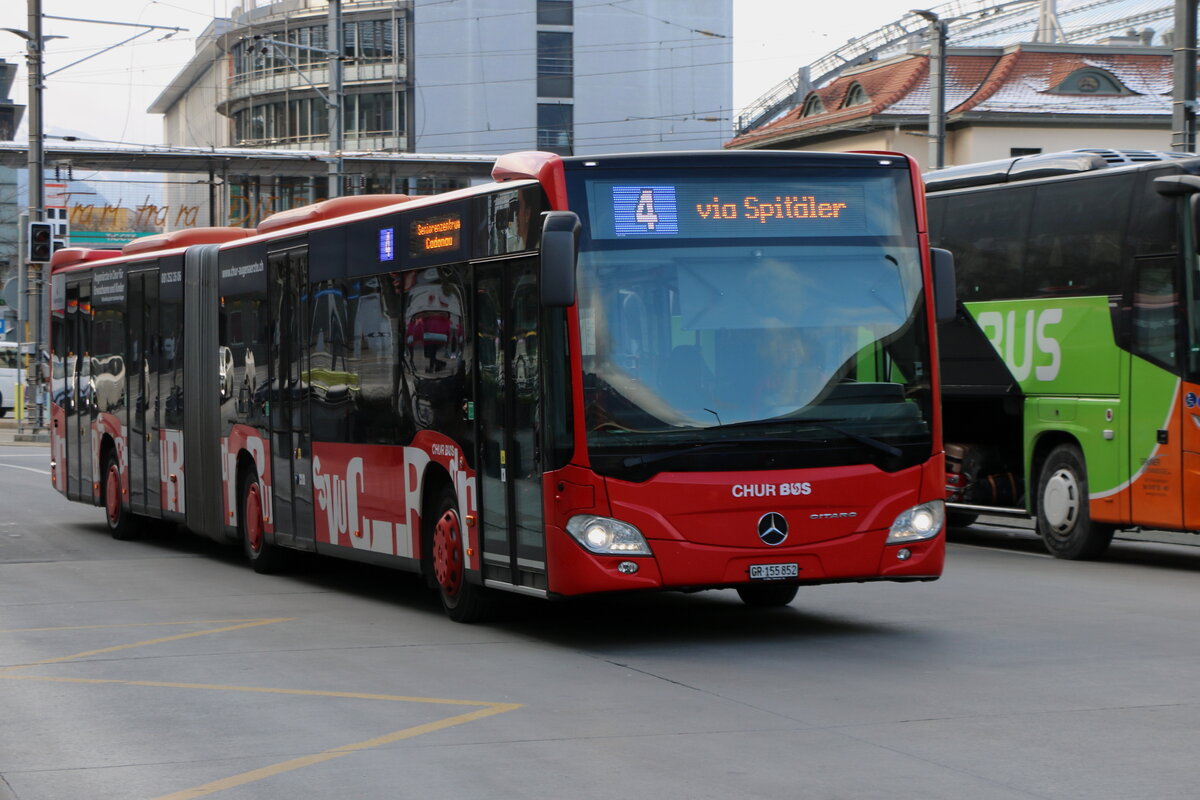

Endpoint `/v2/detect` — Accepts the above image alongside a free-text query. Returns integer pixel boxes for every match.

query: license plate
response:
[749,563,799,580]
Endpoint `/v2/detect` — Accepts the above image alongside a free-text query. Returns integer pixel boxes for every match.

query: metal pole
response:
[1172,0,1197,153]
[26,0,45,430]
[928,19,947,170]
[327,0,343,198]
[912,9,947,170]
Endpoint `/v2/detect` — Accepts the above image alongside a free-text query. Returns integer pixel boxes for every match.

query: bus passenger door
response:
[474,258,547,592]
[127,270,160,516]
[1128,255,1184,530]
[64,282,83,501]
[267,247,315,550]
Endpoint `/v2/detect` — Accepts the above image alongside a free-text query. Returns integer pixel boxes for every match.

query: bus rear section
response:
[47,150,949,622]
[928,149,1200,559]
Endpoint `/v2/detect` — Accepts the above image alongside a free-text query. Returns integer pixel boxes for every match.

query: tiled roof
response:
[728,56,930,148]
[728,46,1175,149]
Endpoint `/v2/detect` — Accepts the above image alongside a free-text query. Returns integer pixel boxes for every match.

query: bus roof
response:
[925,148,1200,193]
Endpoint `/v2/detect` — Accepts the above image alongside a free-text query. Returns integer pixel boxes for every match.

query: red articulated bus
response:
[49,150,954,621]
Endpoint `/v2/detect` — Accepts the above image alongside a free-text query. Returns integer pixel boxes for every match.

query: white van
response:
[0,342,17,418]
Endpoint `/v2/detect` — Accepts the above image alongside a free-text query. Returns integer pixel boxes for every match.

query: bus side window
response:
[1131,256,1182,373]
[1025,174,1132,298]
[933,187,1029,301]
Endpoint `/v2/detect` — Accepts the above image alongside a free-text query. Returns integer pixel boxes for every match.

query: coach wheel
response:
[429,486,489,623]
[736,583,799,608]
[0,390,6,417]
[1035,444,1114,560]
[240,467,288,574]
[104,451,140,540]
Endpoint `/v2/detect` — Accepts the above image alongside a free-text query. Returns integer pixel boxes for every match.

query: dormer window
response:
[1052,68,1130,95]
[843,83,870,108]
[801,94,826,117]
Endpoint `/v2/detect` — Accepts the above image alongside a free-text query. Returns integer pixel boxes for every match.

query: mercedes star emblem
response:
[757,512,788,546]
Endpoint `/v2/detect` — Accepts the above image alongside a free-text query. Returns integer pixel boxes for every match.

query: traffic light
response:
[27,221,52,263]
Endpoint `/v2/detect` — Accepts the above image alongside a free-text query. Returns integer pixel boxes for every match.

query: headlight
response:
[886,500,945,544]
[565,515,652,556]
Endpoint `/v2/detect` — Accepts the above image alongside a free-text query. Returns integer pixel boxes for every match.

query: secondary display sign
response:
[409,212,462,256]
[588,177,880,240]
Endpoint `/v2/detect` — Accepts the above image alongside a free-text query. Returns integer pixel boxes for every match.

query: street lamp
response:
[911,8,948,170]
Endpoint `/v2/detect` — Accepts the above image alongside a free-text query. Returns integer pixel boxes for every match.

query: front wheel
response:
[736,584,799,608]
[104,451,140,540]
[1036,444,1114,560]
[240,467,288,574]
[428,486,490,623]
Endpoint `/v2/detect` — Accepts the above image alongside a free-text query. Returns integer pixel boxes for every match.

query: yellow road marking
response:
[152,703,522,800]
[0,618,295,671]
[0,672,512,706]
[0,615,522,797]
[0,618,291,634]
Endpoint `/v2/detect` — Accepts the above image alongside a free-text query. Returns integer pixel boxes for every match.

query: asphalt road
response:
[4,441,1200,800]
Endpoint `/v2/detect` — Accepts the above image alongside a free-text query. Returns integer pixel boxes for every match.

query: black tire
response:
[1035,444,1114,560]
[239,467,289,574]
[427,485,490,623]
[736,583,799,608]
[103,451,140,540]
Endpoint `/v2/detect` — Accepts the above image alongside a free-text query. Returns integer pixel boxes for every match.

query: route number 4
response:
[635,189,659,230]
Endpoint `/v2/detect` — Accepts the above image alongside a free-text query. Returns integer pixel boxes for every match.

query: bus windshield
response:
[569,165,932,478]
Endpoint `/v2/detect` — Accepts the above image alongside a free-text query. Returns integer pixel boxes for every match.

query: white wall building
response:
[152,0,732,157]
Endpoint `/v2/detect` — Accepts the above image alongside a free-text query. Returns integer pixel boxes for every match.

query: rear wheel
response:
[240,467,288,574]
[737,584,799,608]
[429,485,489,623]
[104,451,140,540]
[1036,444,1114,560]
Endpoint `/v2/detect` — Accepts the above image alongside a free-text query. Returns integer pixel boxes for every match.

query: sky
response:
[0,0,924,146]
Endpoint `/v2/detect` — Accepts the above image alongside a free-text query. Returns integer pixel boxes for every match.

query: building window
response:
[537,0,573,25]
[1051,68,1129,95]
[537,103,572,155]
[842,83,869,108]
[537,31,572,98]
[233,91,401,146]
[1010,147,1041,157]
[800,94,826,117]
[231,19,401,82]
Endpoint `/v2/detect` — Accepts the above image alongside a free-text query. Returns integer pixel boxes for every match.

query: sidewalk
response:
[0,416,50,445]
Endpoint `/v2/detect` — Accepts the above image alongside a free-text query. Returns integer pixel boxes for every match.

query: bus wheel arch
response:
[1033,438,1114,560]
[101,438,139,540]
[420,469,489,623]
[238,457,288,574]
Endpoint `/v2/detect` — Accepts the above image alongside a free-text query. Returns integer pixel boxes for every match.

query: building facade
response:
[728,1,1187,170]
[149,0,730,227]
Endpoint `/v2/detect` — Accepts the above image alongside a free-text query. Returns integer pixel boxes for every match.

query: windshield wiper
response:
[622,437,801,469]
[701,417,904,459]
[808,420,902,458]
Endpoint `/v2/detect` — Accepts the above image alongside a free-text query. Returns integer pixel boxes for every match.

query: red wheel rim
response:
[245,481,264,554]
[432,508,463,597]
[105,464,121,526]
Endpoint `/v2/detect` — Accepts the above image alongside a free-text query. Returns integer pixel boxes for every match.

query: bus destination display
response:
[595,179,873,239]
[409,212,462,256]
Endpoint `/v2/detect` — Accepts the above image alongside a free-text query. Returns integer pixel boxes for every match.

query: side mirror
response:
[540,211,580,308]
[931,247,956,323]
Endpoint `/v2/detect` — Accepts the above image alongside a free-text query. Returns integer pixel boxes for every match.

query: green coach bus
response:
[927,148,1200,559]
